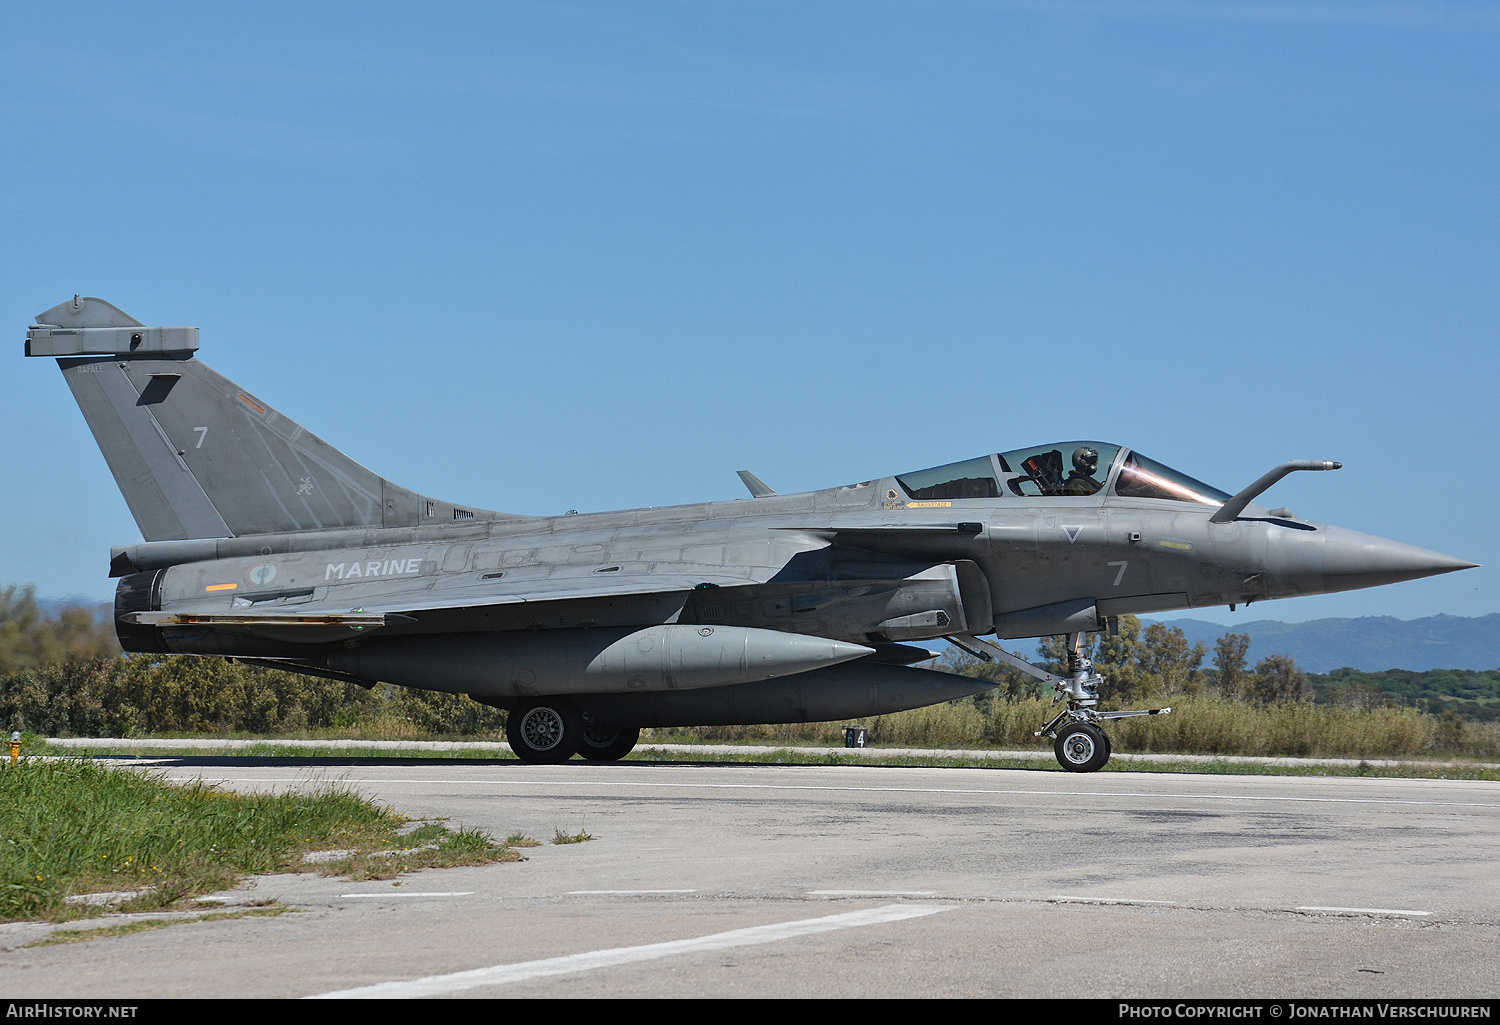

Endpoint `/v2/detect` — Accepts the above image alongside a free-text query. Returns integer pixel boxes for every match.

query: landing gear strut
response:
[947,631,1170,773]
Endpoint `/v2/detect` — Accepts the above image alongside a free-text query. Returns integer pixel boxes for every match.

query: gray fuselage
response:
[28,298,1474,731]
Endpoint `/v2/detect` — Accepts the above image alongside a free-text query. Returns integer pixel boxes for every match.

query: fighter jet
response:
[26,297,1479,770]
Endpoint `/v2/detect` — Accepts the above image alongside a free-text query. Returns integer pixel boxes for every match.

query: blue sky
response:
[2,1,1495,624]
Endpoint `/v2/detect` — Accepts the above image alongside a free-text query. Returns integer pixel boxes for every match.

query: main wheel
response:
[578,717,641,762]
[1054,722,1109,773]
[506,700,583,764]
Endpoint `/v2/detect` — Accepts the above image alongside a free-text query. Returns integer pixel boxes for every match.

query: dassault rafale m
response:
[26,297,1479,770]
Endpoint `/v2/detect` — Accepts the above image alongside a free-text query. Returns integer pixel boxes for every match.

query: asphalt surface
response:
[3,760,1497,999]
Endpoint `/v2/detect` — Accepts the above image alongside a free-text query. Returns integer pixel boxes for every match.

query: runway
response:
[3,760,1497,998]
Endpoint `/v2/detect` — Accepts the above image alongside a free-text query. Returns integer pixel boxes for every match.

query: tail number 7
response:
[1107,561,1128,586]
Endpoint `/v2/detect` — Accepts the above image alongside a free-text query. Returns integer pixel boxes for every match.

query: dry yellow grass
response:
[651,695,1497,760]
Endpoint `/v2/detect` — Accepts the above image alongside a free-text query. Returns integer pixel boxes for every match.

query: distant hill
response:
[1149,614,1500,673]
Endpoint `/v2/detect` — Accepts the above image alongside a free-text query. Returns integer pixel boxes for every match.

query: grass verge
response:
[18,730,1500,782]
[24,907,295,947]
[0,758,522,923]
[26,736,517,761]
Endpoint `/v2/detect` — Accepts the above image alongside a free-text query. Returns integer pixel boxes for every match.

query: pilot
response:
[1062,446,1103,496]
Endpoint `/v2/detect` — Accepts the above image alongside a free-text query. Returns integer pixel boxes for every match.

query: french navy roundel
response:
[247,562,279,587]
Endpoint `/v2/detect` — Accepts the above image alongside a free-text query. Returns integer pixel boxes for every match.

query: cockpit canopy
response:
[894,443,1231,505]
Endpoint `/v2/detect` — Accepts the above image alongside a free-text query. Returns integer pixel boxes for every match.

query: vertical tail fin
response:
[27,297,505,542]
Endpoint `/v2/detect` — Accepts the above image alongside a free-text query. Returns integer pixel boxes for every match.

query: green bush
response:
[0,654,506,738]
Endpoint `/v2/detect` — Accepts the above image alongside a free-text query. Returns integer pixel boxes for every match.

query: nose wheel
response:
[1054,722,1110,773]
[1040,706,1169,772]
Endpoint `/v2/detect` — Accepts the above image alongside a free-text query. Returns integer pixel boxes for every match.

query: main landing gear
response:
[579,715,641,762]
[505,699,641,764]
[947,632,1171,773]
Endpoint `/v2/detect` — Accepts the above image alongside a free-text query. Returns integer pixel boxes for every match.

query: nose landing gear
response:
[1054,722,1110,773]
[948,631,1171,773]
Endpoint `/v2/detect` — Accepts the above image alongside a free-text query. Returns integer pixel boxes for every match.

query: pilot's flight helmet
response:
[1072,446,1099,475]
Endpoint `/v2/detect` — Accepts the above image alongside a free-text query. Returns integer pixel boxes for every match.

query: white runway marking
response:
[809,890,938,897]
[339,892,474,898]
[161,774,1500,811]
[308,903,954,998]
[567,889,697,895]
[1295,906,1432,917]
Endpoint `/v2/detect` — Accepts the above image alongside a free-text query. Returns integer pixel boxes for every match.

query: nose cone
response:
[1279,524,1480,596]
[1323,527,1478,588]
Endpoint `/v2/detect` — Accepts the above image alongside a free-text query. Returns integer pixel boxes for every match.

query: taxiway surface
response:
[3,760,1496,998]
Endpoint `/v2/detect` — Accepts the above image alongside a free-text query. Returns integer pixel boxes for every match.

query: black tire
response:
[1054,722,1109,773]
[506,700,583,764]
[578,717,641,762]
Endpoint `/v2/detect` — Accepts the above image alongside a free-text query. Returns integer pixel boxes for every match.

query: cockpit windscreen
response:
[998,443,1121,497]
[895,455,1001,500]
[1114,451,1230,506]
[893,444,1228,505]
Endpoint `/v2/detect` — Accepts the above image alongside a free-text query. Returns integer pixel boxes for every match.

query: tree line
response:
[0,585,500,736]
[945,616,1310,705]
[0,585,118,676]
